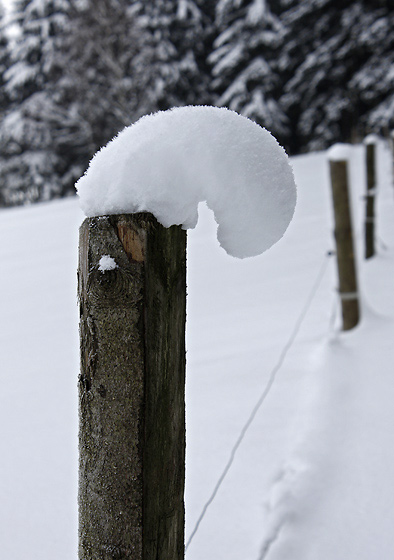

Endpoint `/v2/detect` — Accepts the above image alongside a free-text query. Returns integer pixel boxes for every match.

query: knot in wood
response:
[88,265,144,309]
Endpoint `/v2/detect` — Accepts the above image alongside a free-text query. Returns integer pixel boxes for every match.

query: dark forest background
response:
[0,0,393,207]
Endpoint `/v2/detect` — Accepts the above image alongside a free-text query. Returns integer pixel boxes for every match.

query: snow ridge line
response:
[186,253,333,553]
[256,459,309,560]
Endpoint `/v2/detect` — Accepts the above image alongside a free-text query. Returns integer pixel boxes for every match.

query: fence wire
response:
[186,252,333,552]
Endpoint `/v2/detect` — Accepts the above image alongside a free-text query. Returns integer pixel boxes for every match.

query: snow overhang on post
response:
[76,105,297,258]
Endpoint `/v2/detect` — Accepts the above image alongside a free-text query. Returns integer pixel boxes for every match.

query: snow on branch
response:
[76,106,296,258]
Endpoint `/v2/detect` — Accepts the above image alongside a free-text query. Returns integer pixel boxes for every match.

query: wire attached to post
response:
[339,291,359,301]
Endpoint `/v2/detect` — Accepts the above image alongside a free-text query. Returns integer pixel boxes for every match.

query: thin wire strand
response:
[186,254,332,552]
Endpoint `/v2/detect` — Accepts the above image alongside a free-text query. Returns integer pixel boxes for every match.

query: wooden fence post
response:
[78,213,186,560]
[364,139,376,259]
[391,131,394,188]
[329,157,360,330]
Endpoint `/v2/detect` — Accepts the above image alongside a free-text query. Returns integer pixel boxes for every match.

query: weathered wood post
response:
[364,137,377,259]
[75,105,298,558]
[78,212,186,560]
[328,150,360,330]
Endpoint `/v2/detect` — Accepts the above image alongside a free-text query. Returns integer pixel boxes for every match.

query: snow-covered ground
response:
[1,141,394,559]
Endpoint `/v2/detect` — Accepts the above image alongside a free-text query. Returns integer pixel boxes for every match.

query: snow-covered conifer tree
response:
[0,2,11,206]
[278,0,355,151]
[0,2,10,107]
[64,0,216,147]
[0,0,218,207]
[208,0,289,143]
[136,0,215,114]
[63,0,147,150]
[279,0,394,151]
[349,4,394,135]
[0,0,90,206]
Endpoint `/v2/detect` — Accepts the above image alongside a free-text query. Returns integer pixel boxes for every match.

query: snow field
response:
[186,140,394,560]
[0,198,83,559]
[0,139,393,560]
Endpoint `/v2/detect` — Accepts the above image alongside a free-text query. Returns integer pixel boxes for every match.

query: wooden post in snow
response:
[78,213,186,560]
[364,139,376,259]
[329,158,360,330]
[390,131,394,188]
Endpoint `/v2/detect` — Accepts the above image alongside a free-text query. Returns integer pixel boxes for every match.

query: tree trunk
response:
[78,213,186,560]
[329,160,360,331]
[365,142,376,259]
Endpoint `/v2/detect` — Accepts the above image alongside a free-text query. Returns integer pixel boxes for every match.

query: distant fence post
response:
[329,156,360,330]
[78,213,186,560]
[364,138,377,259]
[391,131,394,188]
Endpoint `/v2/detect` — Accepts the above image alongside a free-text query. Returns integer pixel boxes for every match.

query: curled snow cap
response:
[76,106,297,258]
[327,143,352,162]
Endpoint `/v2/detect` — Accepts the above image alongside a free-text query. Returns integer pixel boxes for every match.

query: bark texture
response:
[78,213,186,560]
[365,142,376,259]
[329,160,360,331]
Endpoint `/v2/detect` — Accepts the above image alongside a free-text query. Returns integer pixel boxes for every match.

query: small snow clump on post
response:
[363,134,380,145]
[327,143,353,162]
[76,106,296,258]
[98,255,118,273]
